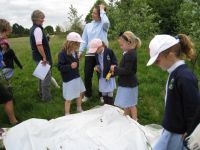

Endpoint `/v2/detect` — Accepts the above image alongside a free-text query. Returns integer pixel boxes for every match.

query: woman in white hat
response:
[57,32,86,115]
[147,34,200,150]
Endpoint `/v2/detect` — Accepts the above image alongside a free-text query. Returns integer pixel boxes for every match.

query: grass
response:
[0,35,199,127]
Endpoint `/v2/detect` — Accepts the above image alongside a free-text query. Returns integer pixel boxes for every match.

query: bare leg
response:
[124,108,130,116]
[4,101,18,125]
[76,95,83,113]
[130,106,137,121]
[64,100,71,115]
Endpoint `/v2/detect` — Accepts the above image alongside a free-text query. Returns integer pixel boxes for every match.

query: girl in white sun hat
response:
[147,34,200,150]
[58,32,85,115]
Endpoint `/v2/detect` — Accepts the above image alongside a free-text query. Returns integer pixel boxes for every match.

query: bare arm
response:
[36,44,47,64]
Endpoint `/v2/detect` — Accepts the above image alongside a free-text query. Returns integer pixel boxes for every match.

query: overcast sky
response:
[0,0,109,30]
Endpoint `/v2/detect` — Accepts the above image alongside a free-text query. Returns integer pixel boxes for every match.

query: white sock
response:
[77,106,83,112]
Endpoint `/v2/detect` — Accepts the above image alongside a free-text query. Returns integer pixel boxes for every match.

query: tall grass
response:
[0,35,199,127]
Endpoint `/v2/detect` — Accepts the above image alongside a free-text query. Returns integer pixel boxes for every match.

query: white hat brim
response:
[88,48,97,53]
[146,53,159,66]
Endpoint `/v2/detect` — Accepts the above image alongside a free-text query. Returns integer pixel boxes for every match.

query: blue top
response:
[79,10,110,53]
[0,51,3,69]
[163,63,200,134]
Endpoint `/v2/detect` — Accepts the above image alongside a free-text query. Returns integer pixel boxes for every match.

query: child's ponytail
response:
[178,34,196,60]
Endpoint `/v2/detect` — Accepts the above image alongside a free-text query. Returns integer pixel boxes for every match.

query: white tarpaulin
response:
[2,105,162,150]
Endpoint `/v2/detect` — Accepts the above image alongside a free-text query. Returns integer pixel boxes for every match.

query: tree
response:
[176,0,200,41]
[55,25,61,34]
[107,0,159,39]
[67,5,83,34]
[12,23,29,37]
[44,25,54,35]
[147,0,183,34]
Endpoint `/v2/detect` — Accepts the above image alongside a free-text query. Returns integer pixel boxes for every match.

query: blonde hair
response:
[0,19,12,33]
[31,10,45,24]
[163,34,196,61]
[123,31,141,49]
[63,41,79,55]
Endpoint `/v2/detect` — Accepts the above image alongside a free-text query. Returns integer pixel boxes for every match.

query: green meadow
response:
[0,35,199,127]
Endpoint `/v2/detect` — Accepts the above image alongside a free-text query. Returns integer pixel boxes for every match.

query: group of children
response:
[57,31,200,150]
[57,31,141,120]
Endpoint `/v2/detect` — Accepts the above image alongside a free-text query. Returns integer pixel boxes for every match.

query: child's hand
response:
[94,65,101,73]
[71,62,77,69]
[110,65,116,72]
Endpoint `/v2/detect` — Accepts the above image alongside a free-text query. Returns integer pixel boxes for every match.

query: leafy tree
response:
[107,0,159,39]
[67,4,83,34]
[176,0,200,41]
[12,23,29,37]
[147,0,183,34]
[55,25,61,34]
[44,25,54,35]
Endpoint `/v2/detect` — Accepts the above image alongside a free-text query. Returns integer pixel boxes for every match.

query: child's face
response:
[0,44,8,50]
[72,42,80,51]
[118,37,130,51]
[155,53,172,71]
[96,45,104,54]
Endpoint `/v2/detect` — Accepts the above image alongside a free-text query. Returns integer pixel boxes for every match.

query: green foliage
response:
[44,25,54,35]
[67,5,83,34]
[11,23,29,37]
[107,0,159,39]
[147,0,183,34]
[176,0,200,41]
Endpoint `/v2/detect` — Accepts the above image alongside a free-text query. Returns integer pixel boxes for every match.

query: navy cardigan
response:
[163,64,200,134]
[57,50,80,82]
[95,48,118,78]
[114,49,138,87]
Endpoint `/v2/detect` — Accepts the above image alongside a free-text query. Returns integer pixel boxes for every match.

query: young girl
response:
[146,34,200,150]
[0,18,18,125]
[110,31,141,120]
[88,38,117,105]
[0,39,23,80]
[58,32,85,115]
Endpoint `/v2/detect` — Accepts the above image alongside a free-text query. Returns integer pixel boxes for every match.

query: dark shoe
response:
[104,96,114,105]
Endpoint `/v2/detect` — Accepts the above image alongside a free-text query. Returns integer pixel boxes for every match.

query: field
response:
[0,35,199,127]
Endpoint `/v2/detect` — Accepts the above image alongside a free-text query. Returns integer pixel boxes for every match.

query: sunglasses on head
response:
[119,32,130,42]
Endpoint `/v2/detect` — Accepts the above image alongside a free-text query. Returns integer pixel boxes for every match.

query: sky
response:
[0,0,109,30]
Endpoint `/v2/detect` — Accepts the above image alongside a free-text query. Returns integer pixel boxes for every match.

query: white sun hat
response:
[146,35,179,66]
[66,32,85,43]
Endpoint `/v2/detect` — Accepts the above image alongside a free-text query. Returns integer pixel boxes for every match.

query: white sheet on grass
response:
[3,105,162,150]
